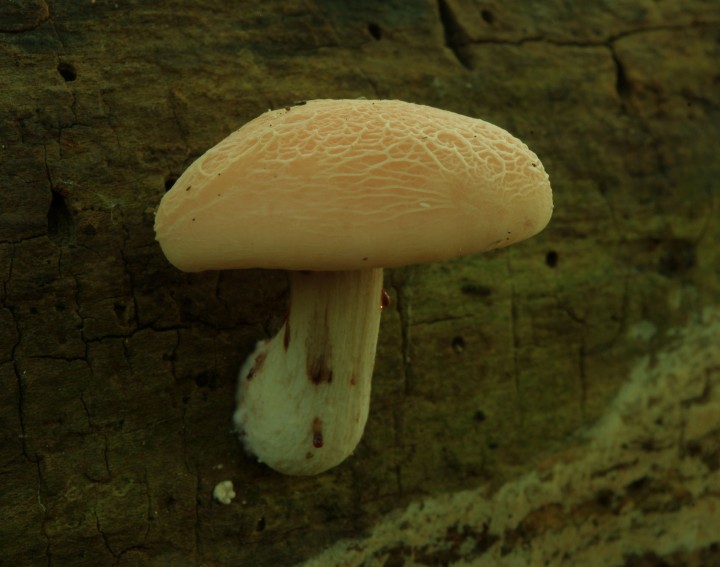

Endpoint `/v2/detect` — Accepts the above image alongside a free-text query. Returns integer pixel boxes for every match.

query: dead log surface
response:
[1,1,718,565]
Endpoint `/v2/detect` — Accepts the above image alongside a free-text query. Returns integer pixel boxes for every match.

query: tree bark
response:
[1,1,718,565]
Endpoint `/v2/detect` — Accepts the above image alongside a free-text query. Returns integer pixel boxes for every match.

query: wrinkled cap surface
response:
[154,99,553,272]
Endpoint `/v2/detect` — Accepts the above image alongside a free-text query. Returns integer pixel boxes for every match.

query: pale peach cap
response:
[154,99,552,272]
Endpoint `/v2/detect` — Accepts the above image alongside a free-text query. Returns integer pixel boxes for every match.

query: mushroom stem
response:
[234,268,384,475]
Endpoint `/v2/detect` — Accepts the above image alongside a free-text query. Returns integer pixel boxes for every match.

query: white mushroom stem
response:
[233,268,384,475]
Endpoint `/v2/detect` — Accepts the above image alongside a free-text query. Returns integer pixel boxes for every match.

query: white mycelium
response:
[212,480,236,505]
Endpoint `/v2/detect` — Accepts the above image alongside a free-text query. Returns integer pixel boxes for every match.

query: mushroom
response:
[154,99,552,475]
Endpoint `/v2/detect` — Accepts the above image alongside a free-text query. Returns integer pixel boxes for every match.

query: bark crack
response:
[431,4,714,74]
[390,275,411,496]
[36,459,50,566]
[505,252,521,403]
[392,277,412,397]
[437,0,472,70]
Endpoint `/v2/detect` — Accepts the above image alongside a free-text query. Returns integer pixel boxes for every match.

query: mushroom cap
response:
[155,99,552,272]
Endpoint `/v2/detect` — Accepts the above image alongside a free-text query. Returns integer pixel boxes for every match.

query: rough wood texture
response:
[302,308,720,566]
[1,1,718,565]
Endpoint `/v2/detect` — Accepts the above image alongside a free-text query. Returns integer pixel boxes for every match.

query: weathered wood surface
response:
[1,1,718,565]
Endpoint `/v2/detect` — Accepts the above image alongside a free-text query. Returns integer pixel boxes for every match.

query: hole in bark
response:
[474,410,486,422]
[451,336,465,353]
[626,476,648,493]
[460,283,492,297]
[658,239,695,277]
[256,517,266,532]
[367,22,382,40]
[481,10,495,24]
[596,489,615,509]
[545,250,558,268]
[613,55,631,100]
[47,189,75,244]
[113,301,128,320]
[194,371,214,388]
[165,496,177,512]
[57,61,77,82]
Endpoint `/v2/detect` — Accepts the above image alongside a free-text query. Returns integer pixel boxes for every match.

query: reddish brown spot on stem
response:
[312,417,324,448]
[350,374,357,386]
[283,321,290,350]
[245,351,267,380]
[380,288,391,309]
[308,355,333,384]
